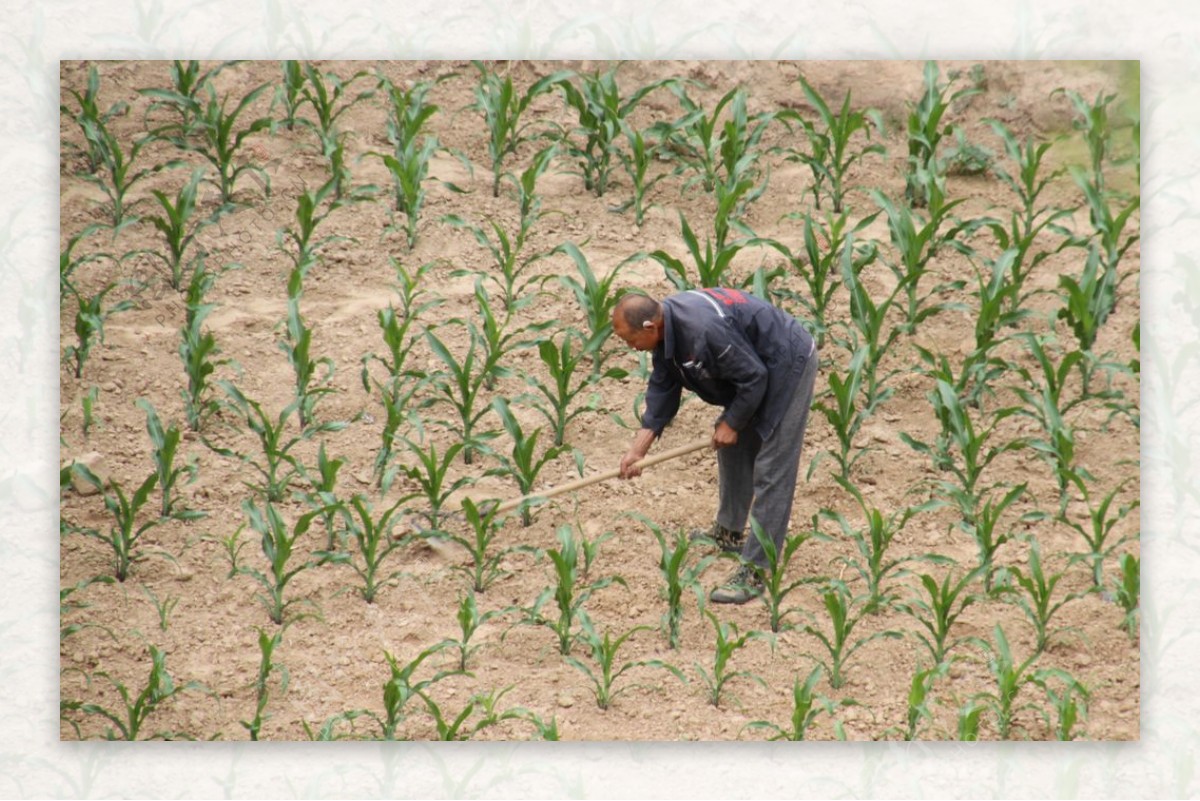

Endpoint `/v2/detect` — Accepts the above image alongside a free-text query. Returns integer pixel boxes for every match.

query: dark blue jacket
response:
[641,288,815,441]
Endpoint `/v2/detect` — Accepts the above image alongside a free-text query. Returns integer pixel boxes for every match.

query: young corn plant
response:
[1113,552,1139,639]
[636,514,715,649]
[240,627,288,741]
[211,382,346,503]
[695,609,766,707]
[1054,87,1117,193]
[1057,243,1117,359]
[486,397,573,527]
[62,645,199,740]
[332,494,418,604]
[972,623,1048,740]
[549,242,630,374]
[399,437,471,533]
[423,327,499,466]
[277,174,352,275]
[469,61,572,197]
[882,664,947,741]
[615,119,672,226]
[503,143,559,240]
[904,60,981,207]
[441,591,511,671]
[467,279,553,391]
[666,85,775,199]
[273,60,306,132]
[435,497,536,594]
[1003,537,1088,654]
[897,567,984,666]
[946,482,1035,594]
[524,330,624,448]
[810,345,883,482]
[821,481,945,613]
[137,59,239,137]
[443,213,547,312]
[238,498,327,626]
[79,116,178,234]
[278,267,337,429]
[518,524,626,656]
[60,223,115,301]
[566,621,686,711]
[1059,470,1139,588]
[802,582,903,689]
[294,63,377,199]
[1074,164,1139,301]
[650,210,748,290]
[766,211,878,349]
[743,665,852,741]
[170,81,273,205]
[1032,671,1090,741]
[360,260,440,390]
[72,466,163,583]
[746,518,819,634]
[139,167,229,291]
[296,442,345,551]
[551,66,675,197]
[178,256,230,432]
[984,119,1079,316]
[136,398,202,521]
[140,585,179,631]
[61,65,129,174]
[871,184,973,333]
[63,281,134,379]
[778,74,885,212]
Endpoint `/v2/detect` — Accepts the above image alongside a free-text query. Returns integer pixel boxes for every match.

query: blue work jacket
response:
[641,288,815,441]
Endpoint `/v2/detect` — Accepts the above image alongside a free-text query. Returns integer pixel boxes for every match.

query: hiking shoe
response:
[688,522,744,554]
[709,564,764,605]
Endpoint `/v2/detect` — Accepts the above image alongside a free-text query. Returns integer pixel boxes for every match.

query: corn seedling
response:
[985,120,1079,316]
[551,66,674,197]
[1059,469,1139,588]
[60,223,115,301]
[767,211,878,349]
[296,442,345,551]
[277,174,353,275]
[178,256,230,432]
[327,494,415,603]
[60,575,116,643]
[238,498,327,625]
[695,609,766,707]
[897,568,984,666]
[746,518,819,633]
[1114,552,1139,638]
[1003,537,1088,654]
[519,524,626,655]
[811,345,884,482]
[956,699,984,741]
[972,623,1044,739]
[274,60,306,132]
[549,242,631,375]
[63,281,135,379]
[62,645,199,740]
[467,279,553,391]
[396,434,471,532]
[138,59,239,137]
[504,143,559,238]
[743,665,851,741]
[295,63,376,198]
[443,213,547,312]
[80,385,100,438]
[650,210,748,290]
[615,120,672,225]
[802,581,903,689]
[240,627,287,741]
[1032,670,1090,740]
[72,466,163,582]
[637,515,714,649]
[664,85,774,197]
[441,591,511,671]
[943,482,1035,594]
[904,61,981,207]
[211,381,346,502]
[524,330,623,448]
[80,114,180,234]
[61,65,130,174]
[437,497,535,593]
[566,621,686,710]
[162,82,273,205]
[1073,165,1139,303]
[423,327,502,465]
[140,584,180,632]
[487,397,573,526]
[278,267,336,429]
[138,167,228,290]
[1054,88,1117,193]
[882,664,947,741]
[779,75,885,212]
[822,481,945,613]
[469,61,571,197]
[360,260,440,388]
[136,398,202,521]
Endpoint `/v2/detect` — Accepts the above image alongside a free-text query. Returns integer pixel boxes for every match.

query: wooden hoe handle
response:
[491,438,711,516]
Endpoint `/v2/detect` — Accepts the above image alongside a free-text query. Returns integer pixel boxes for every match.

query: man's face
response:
[612,312,661,352]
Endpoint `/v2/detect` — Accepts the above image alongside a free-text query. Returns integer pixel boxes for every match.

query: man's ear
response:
[642,320,654,329]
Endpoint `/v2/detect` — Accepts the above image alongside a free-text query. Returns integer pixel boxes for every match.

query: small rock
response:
[557,694,575,709]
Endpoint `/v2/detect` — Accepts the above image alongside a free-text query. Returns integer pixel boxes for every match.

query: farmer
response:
[613,288,819,605]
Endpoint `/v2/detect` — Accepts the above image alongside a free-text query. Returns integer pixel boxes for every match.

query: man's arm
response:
[620,352,680,479]
[619,427,658,478]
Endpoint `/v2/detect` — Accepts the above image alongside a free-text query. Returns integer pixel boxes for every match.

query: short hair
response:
[614,293,661,329]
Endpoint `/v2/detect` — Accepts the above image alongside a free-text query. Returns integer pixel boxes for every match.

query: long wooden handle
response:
[491,438,711,515]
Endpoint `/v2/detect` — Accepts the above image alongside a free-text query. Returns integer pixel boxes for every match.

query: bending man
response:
[613,288,819,604]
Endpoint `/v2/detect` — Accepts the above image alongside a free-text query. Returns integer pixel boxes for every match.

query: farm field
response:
[59,59,1139,741]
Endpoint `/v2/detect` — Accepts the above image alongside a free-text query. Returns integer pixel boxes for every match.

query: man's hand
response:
[619,428,657,479]
[712,420,739,450]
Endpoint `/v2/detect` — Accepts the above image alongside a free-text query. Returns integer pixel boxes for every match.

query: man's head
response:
[612,293,663,352]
